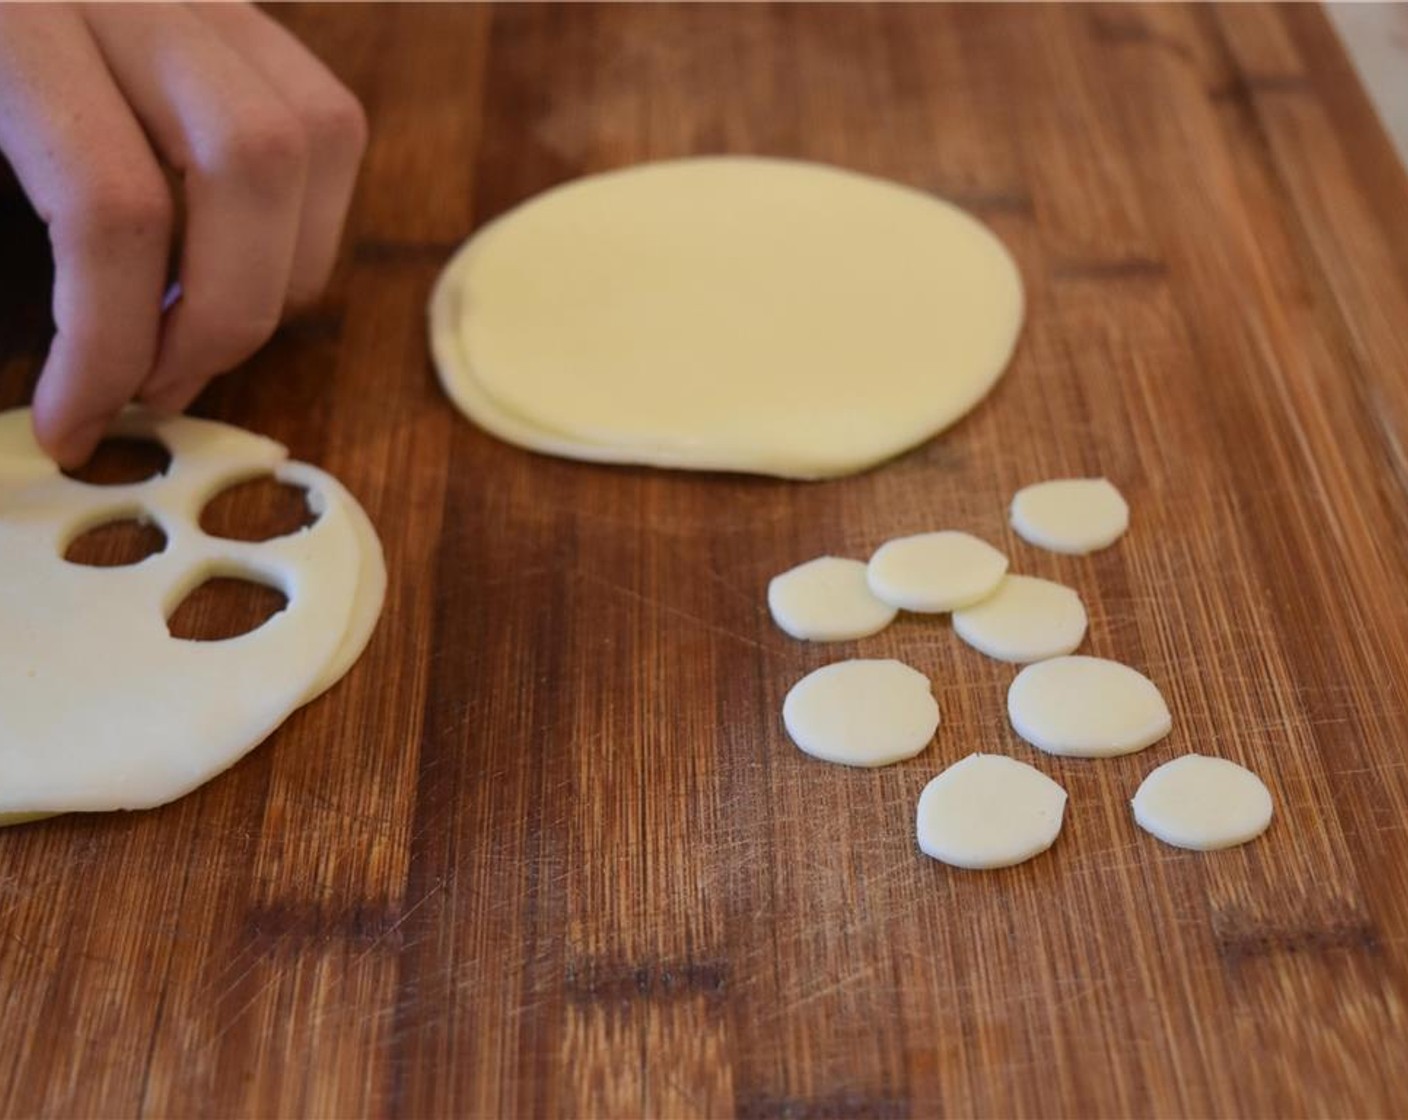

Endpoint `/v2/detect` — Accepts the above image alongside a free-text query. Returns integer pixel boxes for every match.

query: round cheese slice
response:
[952,575,1087,663]
[782,659,939,768]
[916,753,1068,869]
[1010,478,1129,555]
[768,556,898,642]
[1007,655,1172,758]
[0,408,384,819]
[1132,754,1273,851]
[430,157,1024,479]
[866,531,1008,613]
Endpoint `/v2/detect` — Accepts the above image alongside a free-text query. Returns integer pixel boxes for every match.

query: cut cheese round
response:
[1010,478,1129,555]
[916,753,1067,869]
[782,659,939,768]
[952,575,1087,663]
[0,408,385,820]
[430,157,1024,479]
[768,556,897,642]
[867,530,1008,613]
[1007,655,1172,758]
[1133,754,1273,850]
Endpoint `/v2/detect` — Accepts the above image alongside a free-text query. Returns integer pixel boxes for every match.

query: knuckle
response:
[215,110,309,184]
[68,172,173,248]
[304,86,368,162]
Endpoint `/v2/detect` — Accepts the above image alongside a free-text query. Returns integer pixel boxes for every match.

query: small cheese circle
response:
[782,659,939,768]
[767,557,898,641]
[916,753,1068,869]
[1007,655,1172,758]
[952,575,1087,663]
[1011,478,1129,554]
[866,531,1008,613]
[1132,754,1273,850]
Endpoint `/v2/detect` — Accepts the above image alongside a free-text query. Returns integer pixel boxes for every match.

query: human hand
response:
[0,3,367,466]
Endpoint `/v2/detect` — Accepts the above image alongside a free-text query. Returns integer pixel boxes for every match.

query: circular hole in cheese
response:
[782,658,939,768]
[62,438,170,487]
[1007,655,1172,758]
[916,753,1067,869]
[767,556,897,641]
[866,530,1008,613]
[63,514,166,568]
[200,474,320,542]
[1132,754,1273,851]
[166,573,289,642]
[952,575,1087,663]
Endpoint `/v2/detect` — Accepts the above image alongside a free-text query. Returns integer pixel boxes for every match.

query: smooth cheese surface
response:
[431,157,1024,478]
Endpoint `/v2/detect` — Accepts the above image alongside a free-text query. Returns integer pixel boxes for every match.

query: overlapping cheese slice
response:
[430,157,1024,479]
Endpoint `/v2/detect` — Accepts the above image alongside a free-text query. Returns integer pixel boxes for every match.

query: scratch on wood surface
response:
[291,782,401,831]
[1323,758,1408,778]
[353,882,448,966]
[205,965,280,1054]
[776,968,882,1017]
[572,566,784,659]
[698,554,767,609]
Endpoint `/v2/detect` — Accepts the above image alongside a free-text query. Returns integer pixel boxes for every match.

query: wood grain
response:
[3,4,1408,1115]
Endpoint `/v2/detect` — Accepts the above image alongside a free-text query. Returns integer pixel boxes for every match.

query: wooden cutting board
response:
[3,4,1407,1115]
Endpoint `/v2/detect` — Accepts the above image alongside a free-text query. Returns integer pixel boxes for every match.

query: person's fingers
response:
[81,3,308,413]
[193,3,367,311]
[0,4,172,466]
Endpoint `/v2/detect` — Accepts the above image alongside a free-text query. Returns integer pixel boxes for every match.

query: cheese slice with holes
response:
[0,408,385,819]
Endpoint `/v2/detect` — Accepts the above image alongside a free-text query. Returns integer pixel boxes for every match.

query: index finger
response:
[0,5,171,466]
